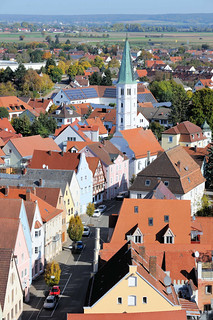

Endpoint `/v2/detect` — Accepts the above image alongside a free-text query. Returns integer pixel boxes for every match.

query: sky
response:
[1,0,213,15]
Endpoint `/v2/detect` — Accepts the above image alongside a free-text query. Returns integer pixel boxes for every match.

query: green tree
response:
[0,107,9,119]
[189,88,213,129]
[48,66,63,83]
[0,82,16,96]
[89,72,102,85]
[14,63,27,90]
[12,115,31,136]
[129,174,136,186]
[149,121,165,140]
[44,261,61,287]
[205,143,213,189]
[31,113,57,137]
[196,195,212,216]
[101,69,112,86]
[45,58,56,71]
[2,67,14,83]
[30,50,44,63]
[169,85,190,125]
[67,216,84,242]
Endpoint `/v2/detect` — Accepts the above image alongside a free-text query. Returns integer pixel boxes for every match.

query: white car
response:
[43,295,57,309]
[83,226,90,236]
[93,209,101,217]
[98,205,107,213]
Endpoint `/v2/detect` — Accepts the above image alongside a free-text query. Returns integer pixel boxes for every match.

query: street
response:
[22,200,122,320]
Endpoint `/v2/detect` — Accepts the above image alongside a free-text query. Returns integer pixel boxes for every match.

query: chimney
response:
[39,178,43,187]
[4,186,9,196]
[147,151,150,165]
[48,150,52,155]
[149,256,157,278]
[176,160,181,170]
[32,187,36,195]
[93,228,100,273]
[60,151,64,156]
[194,145,197,152]
[139,246,146,259]
[26,189,31,201]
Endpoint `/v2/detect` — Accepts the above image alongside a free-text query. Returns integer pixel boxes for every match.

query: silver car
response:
[43,295,57,309]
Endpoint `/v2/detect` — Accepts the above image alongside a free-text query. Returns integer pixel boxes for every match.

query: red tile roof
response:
[136,69,148,78]
[7,135,61,157]
[0,248,14,309]
[0,96,32,113]
[120,128,163,159]
[67,311,187,320]
[0,118,15,133]
[86,117,107,135]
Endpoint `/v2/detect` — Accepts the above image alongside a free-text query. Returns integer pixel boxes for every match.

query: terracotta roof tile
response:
[0,248,13,309]
[0,96,32,113]
[120,128,163,158]
[0,118,15,133]
[8,135,61,157]
[86,117,107,135]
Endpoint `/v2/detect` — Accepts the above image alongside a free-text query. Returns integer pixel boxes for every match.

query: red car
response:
[49,285,60,296]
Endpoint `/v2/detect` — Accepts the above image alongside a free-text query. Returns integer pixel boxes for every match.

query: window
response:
[142,297,147,304]
[121,118,123,124]
[121,103,123,108]
[148,218,153,226]
[121,88,124,95]
[67,137,76,141]
[145,180,150,186]
[117,297,122,304]
[164,181,169,187]
[134,206,138,213]
[127,88,131,95]
[39,230,41,236]
[35,231,38,237]
[11,309,13,319]
[164,215,169,223]
[21,253,24,261]
[168,136,173,143]
[205,285,212,294]
[85,176,87,180]
[166,236,173,243]
[128,276,137,287]
[35,247,38,254]
[137,193,142,199]
[135,235,142,243]
[128,295,136,306]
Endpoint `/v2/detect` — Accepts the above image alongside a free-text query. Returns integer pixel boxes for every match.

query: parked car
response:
[71,241,84,254]
[93,209,101,217]
[43,295,57,309]
[49,285,60,297]
[98,205,107,213]
[116,191,128,200]
[83,226,90,237]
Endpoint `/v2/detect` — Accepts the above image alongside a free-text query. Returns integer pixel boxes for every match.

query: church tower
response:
[116,39,137,131]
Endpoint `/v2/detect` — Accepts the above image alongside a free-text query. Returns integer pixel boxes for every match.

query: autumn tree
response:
[67,216,84,242]
[42,51,52,60]
[86,202,95,218]
[44,261,61,287]
[0,82,16,96]
[205,143,213,189]
[47,66,63,83]
[196,195,212,216]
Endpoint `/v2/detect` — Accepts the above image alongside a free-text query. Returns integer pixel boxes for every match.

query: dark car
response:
[71,241,84,254]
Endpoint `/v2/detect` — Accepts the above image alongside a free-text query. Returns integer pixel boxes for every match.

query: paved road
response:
[22,200,122,320]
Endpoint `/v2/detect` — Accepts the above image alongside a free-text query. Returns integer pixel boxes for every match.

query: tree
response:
[92,56,104,69]
[196,195,212,216]
[42,51,52,60]
[14,64,27,90]
[2,67,14,83]
[30,50,44,63]
[169,85,190,125]
[40,74,54,92]
[67,216,83,242]
[23,69,42,95]
[205,143,213,189]
[47,66,63,83]
[44,261,61,287]
[101,69,112,86]
[45,58,56,71]
[129,174,136,186]
[149,121,165,140]
[86,202,95,218]
[89,72,102,85]
[0,82,16,96]
[189,88,213,129]
[0,107,9,119]
[12,115,31,136]
[31,113,57,137]
[19,35,25,41]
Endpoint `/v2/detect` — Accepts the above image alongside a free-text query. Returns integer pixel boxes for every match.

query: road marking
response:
[106,205,115,211]
[27,297,43,320]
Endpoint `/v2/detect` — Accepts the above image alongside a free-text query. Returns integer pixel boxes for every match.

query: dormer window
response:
[145,180,150,186]
[148,218,153,226]
[163,228,174,244]
[191,134,194,139]
[134,206,138,213]
[164,181,169,187]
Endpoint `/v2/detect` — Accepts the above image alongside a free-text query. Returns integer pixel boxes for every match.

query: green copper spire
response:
[202,119,211,130]
[117,39,136,84]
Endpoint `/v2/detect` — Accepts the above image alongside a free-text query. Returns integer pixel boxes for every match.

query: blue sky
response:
[1,0,213,15]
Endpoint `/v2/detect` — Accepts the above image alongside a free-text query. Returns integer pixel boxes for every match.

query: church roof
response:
[202,120,211,130]
[117,40,136,85]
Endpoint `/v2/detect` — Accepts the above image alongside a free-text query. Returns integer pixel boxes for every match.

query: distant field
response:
[1,31,213,48]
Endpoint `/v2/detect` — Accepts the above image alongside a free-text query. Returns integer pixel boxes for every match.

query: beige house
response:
[0,248,23,320]
[161,121,211,151]
[84,241,182,314]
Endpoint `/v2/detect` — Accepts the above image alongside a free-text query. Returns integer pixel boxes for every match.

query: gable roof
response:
[120,128,163,158]
[0,248,14,309]
[130,145,205,195]
[35,187,61,208]
[86,140,127,166]
[66,141,94,152]
[88,108,116,125]
[0,96,32,113]
[29,150,82,173]
[144,181,176,199]
[54,123,92,142]
[7,135,61,158]
[0,118,16,133]
[86,117,107,135]
[86,241,179,308]
[24,201,37,229]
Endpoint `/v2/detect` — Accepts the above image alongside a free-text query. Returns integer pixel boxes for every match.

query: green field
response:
[1,31,213,48]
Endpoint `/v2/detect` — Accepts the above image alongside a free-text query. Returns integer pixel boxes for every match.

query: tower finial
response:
[126,32,128,41]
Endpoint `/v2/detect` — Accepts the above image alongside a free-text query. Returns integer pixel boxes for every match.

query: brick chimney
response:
[149,256,157,278]
[4,186,9,196]
[139,246,146,259]
[26,189,31,201]
[147,151,150,165]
